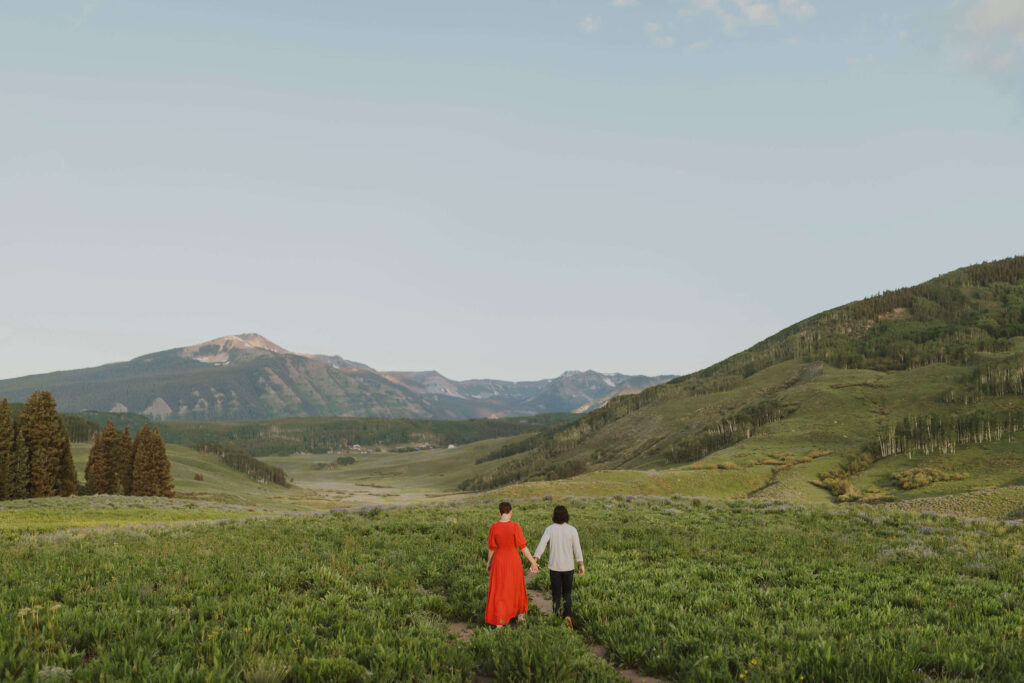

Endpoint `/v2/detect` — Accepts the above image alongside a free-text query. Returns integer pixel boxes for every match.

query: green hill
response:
[459,256,1024,505]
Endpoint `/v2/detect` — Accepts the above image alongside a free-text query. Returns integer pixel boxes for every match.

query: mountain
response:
[459,256,1024,504]
[0,334,672,421]
[383,369,673,416]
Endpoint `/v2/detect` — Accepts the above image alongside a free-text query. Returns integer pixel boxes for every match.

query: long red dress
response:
[484,520,530,626]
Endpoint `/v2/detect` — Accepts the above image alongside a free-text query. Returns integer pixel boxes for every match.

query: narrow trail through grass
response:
[523,571,670,683]
[449,569,671,683]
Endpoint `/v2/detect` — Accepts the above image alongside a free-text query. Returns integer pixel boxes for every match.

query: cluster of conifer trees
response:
[0,392,173,500]
[0,392,77,499]
[84,421,174,497]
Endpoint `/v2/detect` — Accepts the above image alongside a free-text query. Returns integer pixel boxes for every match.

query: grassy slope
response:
[454,258,1024,514]
[261,437,536,498]
[68,443,327,512]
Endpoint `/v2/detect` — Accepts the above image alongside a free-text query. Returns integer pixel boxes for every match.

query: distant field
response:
[3,497,1024,680]
[261,436,526,496]
[0,496,273,537]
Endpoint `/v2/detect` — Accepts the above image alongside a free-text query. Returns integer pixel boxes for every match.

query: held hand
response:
[529,562,540,574]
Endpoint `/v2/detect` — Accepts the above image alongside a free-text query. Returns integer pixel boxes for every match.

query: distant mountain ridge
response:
[0,334,673,422]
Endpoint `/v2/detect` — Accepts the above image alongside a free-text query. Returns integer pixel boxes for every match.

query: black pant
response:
[550,569,574,618]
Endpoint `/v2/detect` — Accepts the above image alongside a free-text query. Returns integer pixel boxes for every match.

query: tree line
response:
[79,414,562,458]
[0,392,173,500]
[874,409,1024,459]
[193,441,288,486]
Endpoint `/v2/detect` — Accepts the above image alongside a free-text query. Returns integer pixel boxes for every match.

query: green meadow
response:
[4,497,1024,681]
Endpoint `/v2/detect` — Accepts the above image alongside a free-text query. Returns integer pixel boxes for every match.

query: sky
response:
[1,0,1023,382]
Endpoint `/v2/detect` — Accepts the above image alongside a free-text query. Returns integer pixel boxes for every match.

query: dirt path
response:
[523,571,670,683]
[447,571,670,682]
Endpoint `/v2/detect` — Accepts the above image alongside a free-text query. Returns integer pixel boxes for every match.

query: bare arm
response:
[574,528,585,575]
[521,546,539,573]
[487,548,495,571]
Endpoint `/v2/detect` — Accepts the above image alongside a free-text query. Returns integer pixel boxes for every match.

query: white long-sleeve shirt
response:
[533,523,584,572]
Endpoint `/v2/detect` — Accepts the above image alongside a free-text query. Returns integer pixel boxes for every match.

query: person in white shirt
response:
[532,505,585,628]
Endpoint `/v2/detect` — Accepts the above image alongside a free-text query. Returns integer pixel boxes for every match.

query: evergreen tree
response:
[85,422,119,495]
[20,391,77,497]
[131,425,154,496]
[151,427,174,498]
[0,398,13,500]
[6,428,31,499]
[56,436,77,497]
[115,427,134,495]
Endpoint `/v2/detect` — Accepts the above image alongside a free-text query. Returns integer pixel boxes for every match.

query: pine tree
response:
[20,390,77,497]
[85,422,119,495]
[131,425,154,496]
[115,427,134,495]
[0,398,13,500]
[7,429,31,499]
[151,427,174,498]
[56,436,77,497]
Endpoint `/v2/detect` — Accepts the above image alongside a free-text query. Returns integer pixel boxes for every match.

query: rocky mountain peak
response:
[179,333,292,364]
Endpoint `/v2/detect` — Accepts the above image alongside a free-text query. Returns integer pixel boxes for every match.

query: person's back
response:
[536,522,583,572]
[533,505,584,627]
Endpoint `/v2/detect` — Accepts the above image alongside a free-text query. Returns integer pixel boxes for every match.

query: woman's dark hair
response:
[552,505,569,524]
[498,501,512,514]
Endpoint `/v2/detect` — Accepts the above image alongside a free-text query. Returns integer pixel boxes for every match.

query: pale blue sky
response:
[2,0,1022,381]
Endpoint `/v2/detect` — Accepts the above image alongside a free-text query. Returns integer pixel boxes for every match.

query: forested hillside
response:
[460,256,1024,497]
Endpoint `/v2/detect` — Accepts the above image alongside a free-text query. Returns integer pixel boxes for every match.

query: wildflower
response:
[49,604,62,613]
[17,607,31,618]
[244,627,251,634]
[751,659,757,665]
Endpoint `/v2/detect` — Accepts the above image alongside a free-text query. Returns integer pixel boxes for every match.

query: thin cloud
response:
[688,40,711,51]
[955,0,1024,74]
[65,1,97,27]
[580,16,602,33]
[682,0,815,33]
[736,0,775,25]
[645,22,675,47]
[612,0,638,5]
[779,0,815,21]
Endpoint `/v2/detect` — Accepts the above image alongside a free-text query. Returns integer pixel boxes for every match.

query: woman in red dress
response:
[485,501,539,627]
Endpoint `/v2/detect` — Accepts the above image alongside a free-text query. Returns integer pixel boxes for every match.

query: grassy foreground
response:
[3,497,1024,681]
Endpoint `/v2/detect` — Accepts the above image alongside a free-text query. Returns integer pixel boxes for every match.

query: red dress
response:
[484,520,530,626]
